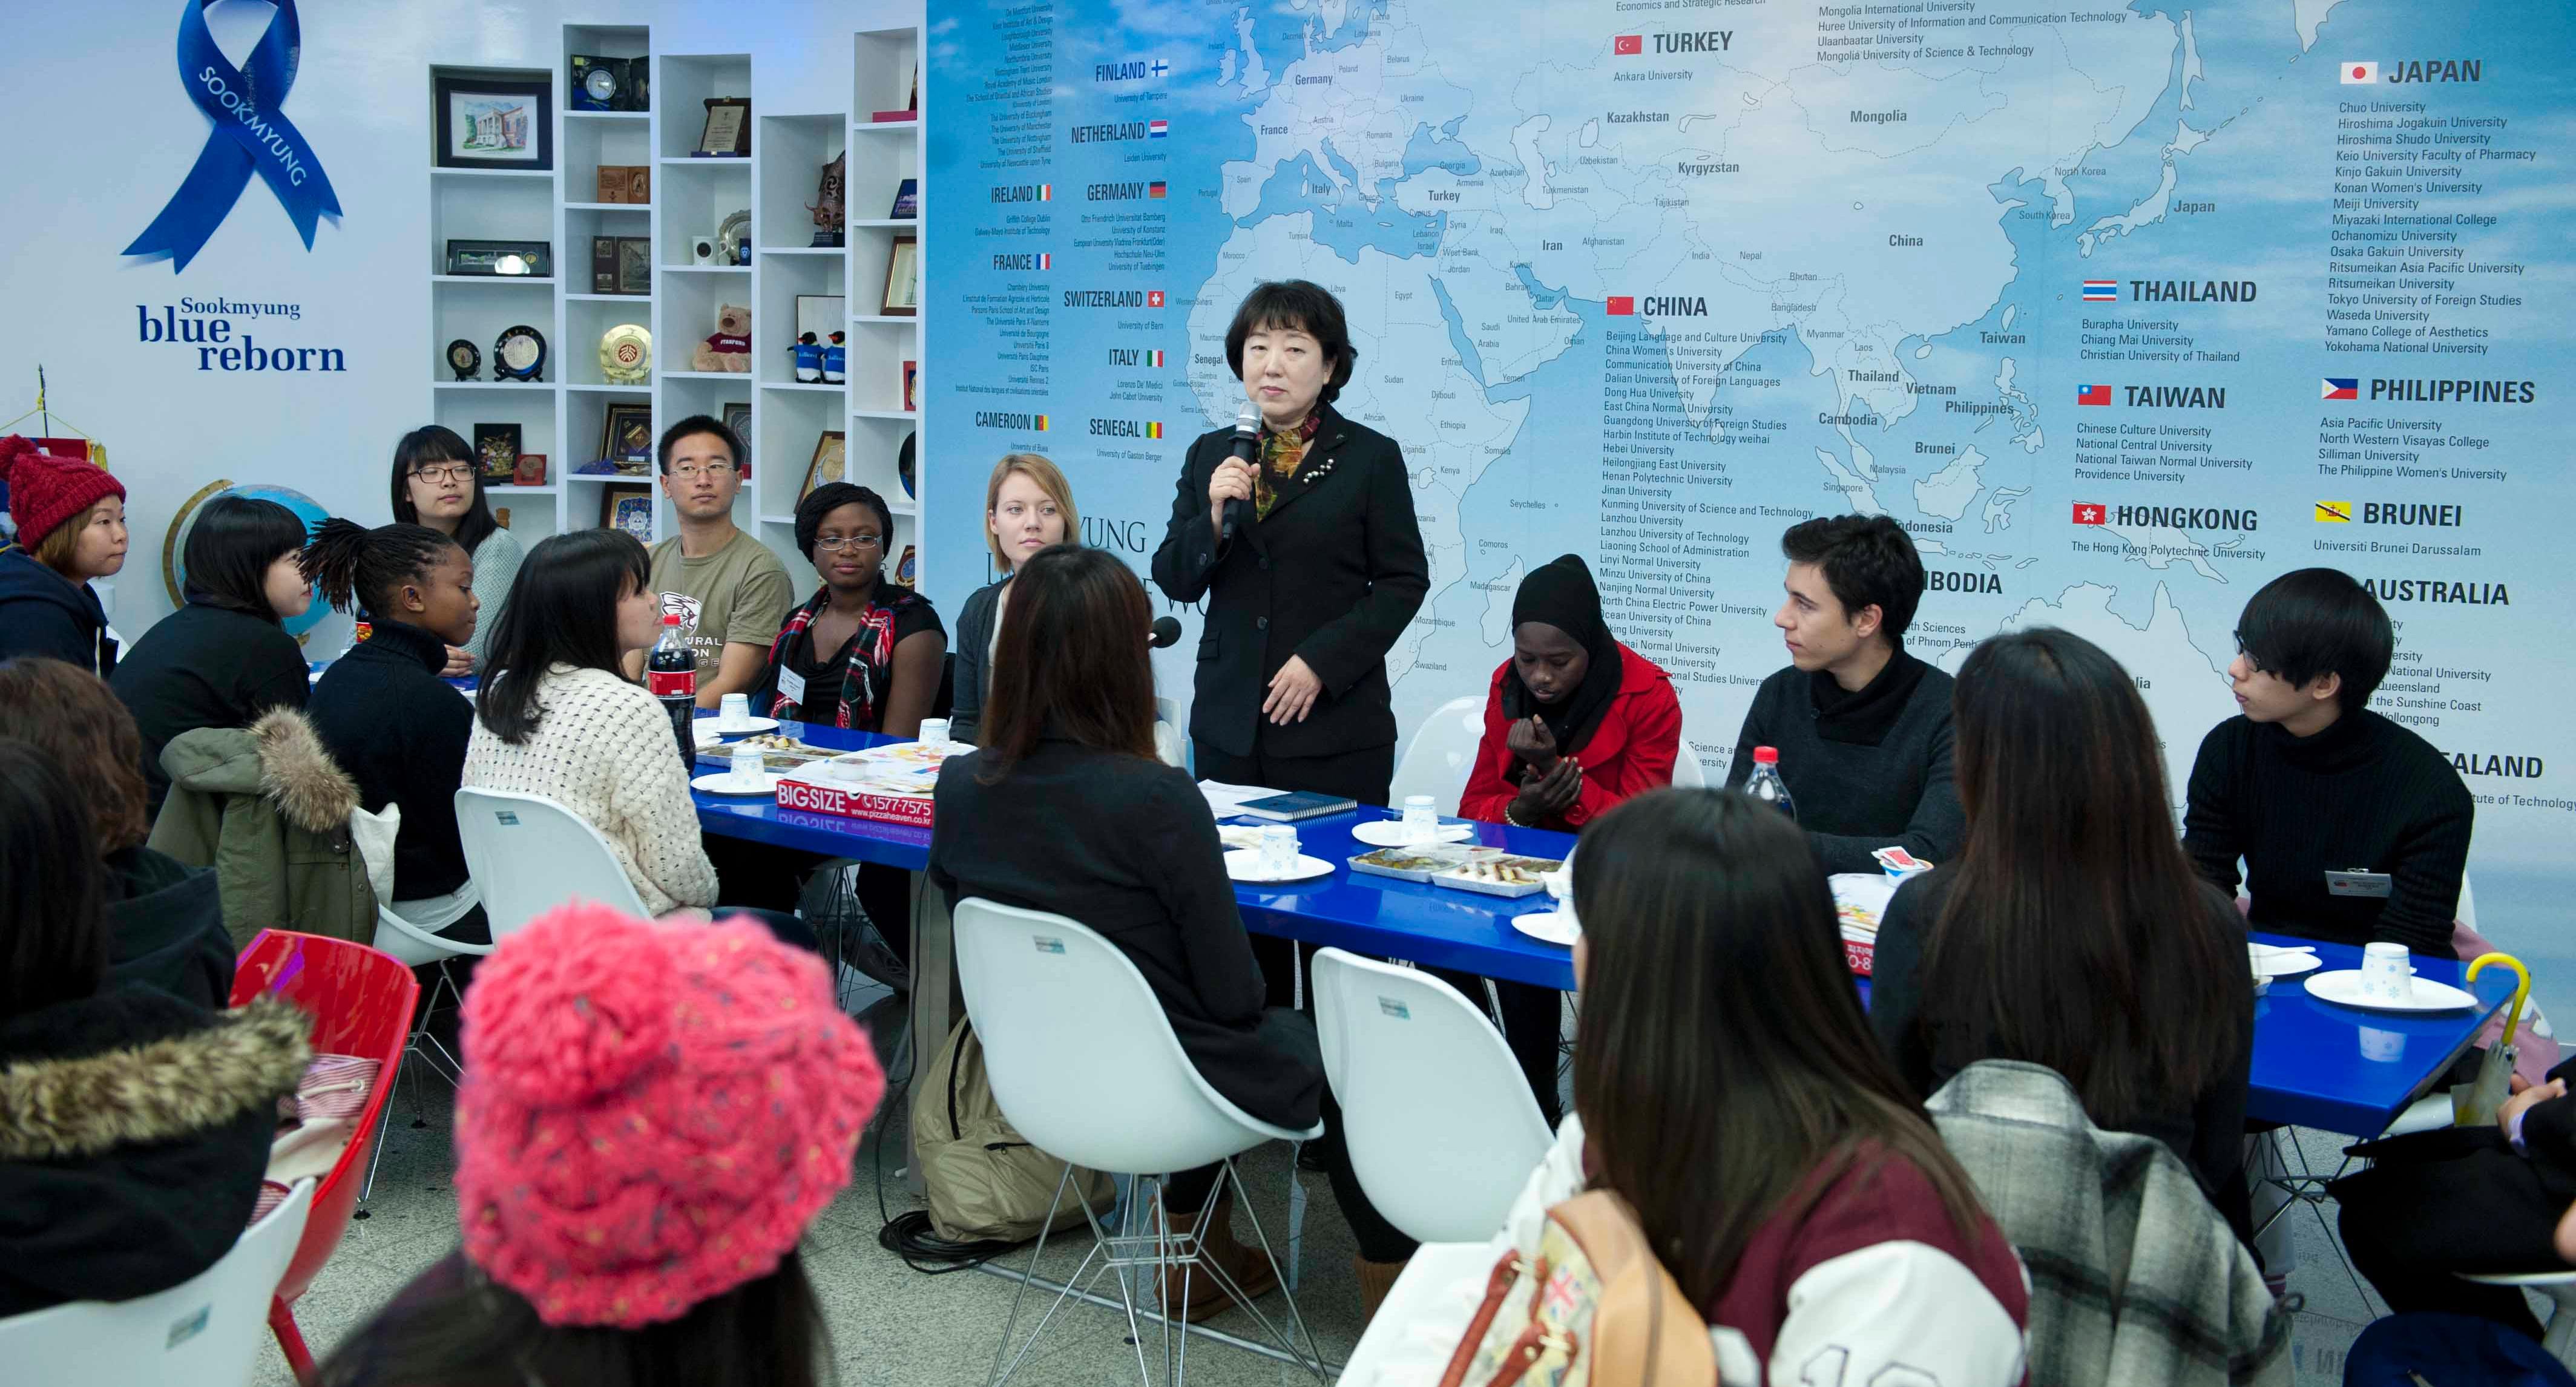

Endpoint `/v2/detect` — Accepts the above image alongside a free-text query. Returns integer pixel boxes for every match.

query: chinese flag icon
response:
[2072,503,2107,526]
[1607,296,1635,315]
[1614,34,1642,54]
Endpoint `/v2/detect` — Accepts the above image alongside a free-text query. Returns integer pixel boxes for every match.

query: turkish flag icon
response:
[2072,503,2107,526]
[1606,296,1635,315]
[1614,34,1642,54]
[1146,290,1165,307]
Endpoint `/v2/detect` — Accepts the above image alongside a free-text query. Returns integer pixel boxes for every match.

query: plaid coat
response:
[1927,1061,2290,1387]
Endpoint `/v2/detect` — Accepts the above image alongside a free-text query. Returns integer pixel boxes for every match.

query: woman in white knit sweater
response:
[463,529,718,916]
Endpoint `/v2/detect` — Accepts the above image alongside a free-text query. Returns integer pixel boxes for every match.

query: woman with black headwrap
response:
[1460,554,1681,830]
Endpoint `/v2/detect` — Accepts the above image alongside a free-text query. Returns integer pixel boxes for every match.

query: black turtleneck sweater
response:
[306,620,474,900]
[1724,646,1964,873]
[2183,709,2472,957]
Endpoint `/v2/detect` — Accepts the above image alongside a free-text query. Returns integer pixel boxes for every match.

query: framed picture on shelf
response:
[434,73,553,171]
[902,359,918,412]
[721,402,753,477]
[888,177,918,220]
[600,403,655,472]
[595,165,649,204]
[444,239,550,277]
[798,430,847,505]
[512,453,548,487]
[601,484,654,539]
[473,424,522,485]
[881,236,919,316]
[615,236,652,295]
[695,96,751,157]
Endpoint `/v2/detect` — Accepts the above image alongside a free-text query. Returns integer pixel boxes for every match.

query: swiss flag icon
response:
[1614,34,1642,54]
[1606,296,1635,315]
[1146,290,1165,308]
[2072,503,2108,526]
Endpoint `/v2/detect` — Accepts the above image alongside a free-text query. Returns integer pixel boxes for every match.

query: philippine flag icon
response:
[2322,377,2359,400]
[2342,61,2378,84]
[1614,34,1642,54]
[1148,119,1169,139]
[2082,280,2118,302]
[2072,503,2108,526]
[1607,295,1635,315]
[1146,289,1166,308]
[2077,383,2113,406]
[1036,252,1052,269]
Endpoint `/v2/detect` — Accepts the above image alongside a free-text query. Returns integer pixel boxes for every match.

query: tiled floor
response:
[252,991,2529,1386]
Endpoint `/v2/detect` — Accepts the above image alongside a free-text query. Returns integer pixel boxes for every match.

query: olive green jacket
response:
[148,709,378,949]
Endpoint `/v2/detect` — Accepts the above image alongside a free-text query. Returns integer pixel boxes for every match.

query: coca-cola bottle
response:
[646,612,698,761]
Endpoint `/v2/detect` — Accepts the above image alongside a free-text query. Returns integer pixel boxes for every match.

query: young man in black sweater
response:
[2183,567,2471,956]
[1726,515,1963,873]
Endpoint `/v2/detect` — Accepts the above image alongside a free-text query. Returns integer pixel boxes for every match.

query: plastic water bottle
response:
[646,612,698,762]
[1745,745,1796,820]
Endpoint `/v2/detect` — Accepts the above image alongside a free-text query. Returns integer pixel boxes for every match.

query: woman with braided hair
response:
[301,518,488,943]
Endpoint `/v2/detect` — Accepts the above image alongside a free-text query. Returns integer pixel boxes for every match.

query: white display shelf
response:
[431,275,555,286]
[564,201,654,212]
[433,167,553,180]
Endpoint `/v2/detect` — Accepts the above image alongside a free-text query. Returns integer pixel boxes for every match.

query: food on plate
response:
[1352,848,1449,873]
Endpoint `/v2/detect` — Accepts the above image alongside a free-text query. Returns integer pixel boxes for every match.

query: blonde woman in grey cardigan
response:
[950,453,1077,745]
[389,425,525,673]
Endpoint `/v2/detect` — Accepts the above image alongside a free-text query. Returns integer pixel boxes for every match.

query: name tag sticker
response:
[777,666,807,704]
[2325,870,2394,899]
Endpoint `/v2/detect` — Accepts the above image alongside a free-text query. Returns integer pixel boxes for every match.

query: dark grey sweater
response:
[1723,649,1965,873]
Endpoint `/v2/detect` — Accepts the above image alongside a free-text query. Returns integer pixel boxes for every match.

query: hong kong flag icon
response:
[1146,289,1165,308]
[1606,295,1635,315]
[2072,503,2107,526]
[1614,34,1642,54]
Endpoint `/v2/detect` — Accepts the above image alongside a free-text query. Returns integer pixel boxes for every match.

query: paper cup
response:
[2360,941,2413,1004]
[718,692,752,729]
[1258,825,1301,876]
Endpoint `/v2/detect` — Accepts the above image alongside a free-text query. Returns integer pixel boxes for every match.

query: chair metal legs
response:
[364,962,464,1204]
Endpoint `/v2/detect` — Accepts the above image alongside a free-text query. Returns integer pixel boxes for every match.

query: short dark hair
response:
[0,738,110,1019]
[794,483,893,565]
[1224,280,1356,405]
[978,545,1157,783]
[185,494,311,623]
[475,529,651,745]
[2236,568,2391,712]
[657,415,742,474]
[1779,514,1924,641]
[390,425,500,556]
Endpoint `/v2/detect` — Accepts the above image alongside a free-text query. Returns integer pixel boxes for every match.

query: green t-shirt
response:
[648,528,794,667]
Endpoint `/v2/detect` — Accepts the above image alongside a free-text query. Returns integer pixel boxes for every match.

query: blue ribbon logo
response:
[124,0,340,272]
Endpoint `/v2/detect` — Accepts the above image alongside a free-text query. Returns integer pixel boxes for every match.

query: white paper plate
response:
[2304,968,2477,1013]
[695,716,780,744]
[1224,850,1335,884]
[1352,820,1474,848]
[1511,910,1581,947]
[691,770,783,796]
[2250,948,2321,979]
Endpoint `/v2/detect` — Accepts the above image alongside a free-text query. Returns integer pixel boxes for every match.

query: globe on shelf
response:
[162,481,332,641]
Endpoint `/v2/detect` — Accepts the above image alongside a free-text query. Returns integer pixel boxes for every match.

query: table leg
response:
[905,873,956,1197]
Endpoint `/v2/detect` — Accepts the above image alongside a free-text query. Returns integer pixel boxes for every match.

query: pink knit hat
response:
[454,903,884,1328]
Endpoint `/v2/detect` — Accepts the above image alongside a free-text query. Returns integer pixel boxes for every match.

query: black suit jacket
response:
[926,739,1322,1130]
[1150,404,1429,761]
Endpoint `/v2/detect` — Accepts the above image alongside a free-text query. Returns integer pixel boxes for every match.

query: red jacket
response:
[1458,643,1681,829]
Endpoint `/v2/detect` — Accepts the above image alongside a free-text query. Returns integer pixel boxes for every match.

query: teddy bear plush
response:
[692,303,752,372]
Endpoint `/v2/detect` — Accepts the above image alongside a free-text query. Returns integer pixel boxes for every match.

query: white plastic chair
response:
[953,899,1327,1387]
[452,787,653,929]
[1388,695,1486,811]
[2462,1271,2576,1365]
[1310,949,1554,1245]
[0,1179,314,1386]
[1671,737,1707,789]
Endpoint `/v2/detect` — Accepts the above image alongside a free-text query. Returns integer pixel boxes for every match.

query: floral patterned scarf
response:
[1252,413,1324,520]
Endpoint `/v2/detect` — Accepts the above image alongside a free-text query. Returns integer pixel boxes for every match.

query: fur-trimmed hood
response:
[0,992,310,1161]
[158,707,361,833]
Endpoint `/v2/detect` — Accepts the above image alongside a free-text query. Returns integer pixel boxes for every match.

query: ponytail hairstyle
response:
[300,519,462,620]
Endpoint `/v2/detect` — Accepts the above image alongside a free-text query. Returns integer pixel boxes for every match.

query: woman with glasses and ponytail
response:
[388,425,524,674]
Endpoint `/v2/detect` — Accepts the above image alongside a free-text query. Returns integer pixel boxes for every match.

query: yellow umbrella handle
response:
[2468,952,2531,1041]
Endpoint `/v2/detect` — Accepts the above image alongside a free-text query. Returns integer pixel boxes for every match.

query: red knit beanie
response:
[453,903,885,1328]
[0,435,123,551]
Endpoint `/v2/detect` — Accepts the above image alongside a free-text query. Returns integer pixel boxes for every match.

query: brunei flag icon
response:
[2315,502,2353,523]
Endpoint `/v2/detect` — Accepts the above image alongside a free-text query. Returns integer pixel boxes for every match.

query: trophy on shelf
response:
[809,152,846,248]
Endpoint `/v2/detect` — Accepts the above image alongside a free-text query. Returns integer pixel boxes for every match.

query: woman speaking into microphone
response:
[1153,279,1429,805]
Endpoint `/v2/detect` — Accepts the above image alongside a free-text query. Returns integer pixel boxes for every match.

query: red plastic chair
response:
[231,930,420,1385]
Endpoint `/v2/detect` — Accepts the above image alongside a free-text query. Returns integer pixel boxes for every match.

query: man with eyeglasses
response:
[2183,566,2471,956]
[623,415,792,709]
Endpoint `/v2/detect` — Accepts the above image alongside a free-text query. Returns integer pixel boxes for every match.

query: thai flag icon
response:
[2082,280,2118,302]
[1148,119,1169,139]
[1614,34,1642,54]
[2342,61,2378,84]
[2322,378,2359,400]
[1607,296,1635,315]
[1036,253,1052,269]
[2077,383,2113,406]
[1146,289,1165,307]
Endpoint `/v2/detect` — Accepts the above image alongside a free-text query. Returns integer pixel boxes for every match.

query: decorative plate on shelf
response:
[716,210,752,266]
[493,325,547,381]
[599,324,651,384]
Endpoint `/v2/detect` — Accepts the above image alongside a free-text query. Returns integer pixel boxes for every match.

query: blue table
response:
[691,719,2508,1139]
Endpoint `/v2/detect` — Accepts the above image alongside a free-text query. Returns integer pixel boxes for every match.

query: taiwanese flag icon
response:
[1032,415,1050,431]
[1145,422,1165,439]
[1148,180,1168,198]
[1607,295,1635,315]
[1148,119,1169,139]
[2342,61,2378,84]
[2072,503,2108,526]
[1146,289,1166,308]
[2077,383,2112,406]
[1037,252,1053,269]
[2322,377,2359,400]
[1614,34,1642,54]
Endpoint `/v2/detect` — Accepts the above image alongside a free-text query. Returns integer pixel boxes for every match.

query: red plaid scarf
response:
[763,585,927,729]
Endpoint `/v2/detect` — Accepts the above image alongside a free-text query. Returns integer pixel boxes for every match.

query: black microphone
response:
[1149,616,1183,649]
[1219,410,1258,543]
